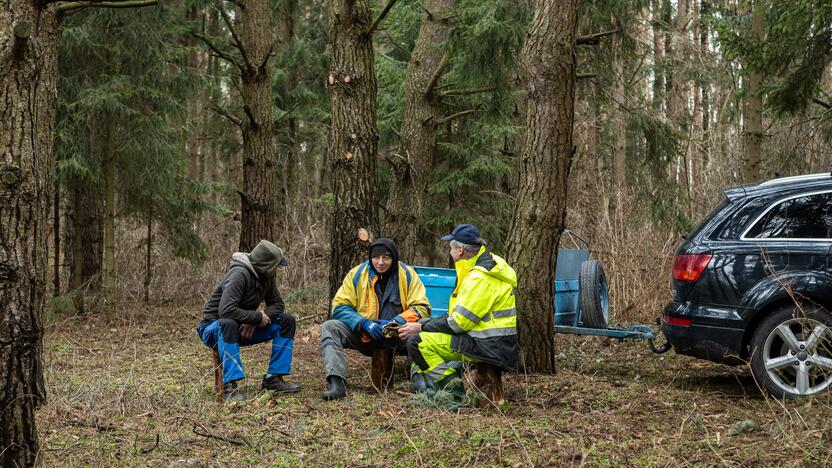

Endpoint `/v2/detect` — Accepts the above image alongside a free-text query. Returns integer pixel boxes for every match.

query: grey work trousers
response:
[320,319,408,381]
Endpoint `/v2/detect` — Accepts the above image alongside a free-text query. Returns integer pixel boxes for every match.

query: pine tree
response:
[507,0,580,374]
[0,1,160,462]
[326,0,382,298]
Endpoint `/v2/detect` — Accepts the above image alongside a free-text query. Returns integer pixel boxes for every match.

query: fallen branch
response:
[192,423,253,448]
[68,418,118,433]
[137,434,160,454]
[577,73,597,80]
[812,98,831,110]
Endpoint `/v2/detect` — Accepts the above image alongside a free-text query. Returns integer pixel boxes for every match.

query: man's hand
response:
[240,324,256,340]
[259,311,271,327]
[397,321,422,339]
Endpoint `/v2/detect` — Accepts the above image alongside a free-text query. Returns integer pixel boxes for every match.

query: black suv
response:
[663,173,832,398]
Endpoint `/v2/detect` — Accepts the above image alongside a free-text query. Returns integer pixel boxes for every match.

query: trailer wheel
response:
[579,260,610,329]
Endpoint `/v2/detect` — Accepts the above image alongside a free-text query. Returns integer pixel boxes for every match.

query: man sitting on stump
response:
[398,224,518,392]
[198,240,300,401]
[321,238,431,400]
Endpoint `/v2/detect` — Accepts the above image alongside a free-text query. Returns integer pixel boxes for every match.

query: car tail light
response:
[664,314,693,327]
[672,254,712,282]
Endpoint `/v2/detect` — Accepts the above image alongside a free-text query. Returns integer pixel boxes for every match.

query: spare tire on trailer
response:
[579,259,610,329]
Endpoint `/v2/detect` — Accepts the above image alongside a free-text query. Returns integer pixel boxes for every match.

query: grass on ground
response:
[37,304,832,466]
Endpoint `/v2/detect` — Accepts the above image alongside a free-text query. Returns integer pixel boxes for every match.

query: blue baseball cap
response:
[440,224,483,244]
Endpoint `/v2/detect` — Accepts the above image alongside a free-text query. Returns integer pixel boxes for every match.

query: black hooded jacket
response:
[369,238,403,321]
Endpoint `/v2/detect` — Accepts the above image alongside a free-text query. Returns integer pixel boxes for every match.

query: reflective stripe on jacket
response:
[331,262,431,331]
[423,246,518,371]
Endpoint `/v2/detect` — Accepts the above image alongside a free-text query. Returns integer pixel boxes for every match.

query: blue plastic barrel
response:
[413,266,456,317]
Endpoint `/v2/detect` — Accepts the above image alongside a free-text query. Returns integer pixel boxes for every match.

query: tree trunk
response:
[144,207,152,304]
[275,0,298,236]
[668,0,688,132]
[651,0,667,111]
[741,1,764,183]
[53,176,61,297]
[238,0,277,251]
[184,2,204,182]
[700,0,711,172]
[326,0,380,299]
[384,0,454,262]
[506,0,579,374]
[68,185,104,293]
[0,4,62,465]
[102,113,116,295]
[611,33,627,207]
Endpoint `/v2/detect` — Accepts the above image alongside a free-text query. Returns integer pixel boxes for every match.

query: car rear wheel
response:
[750,305,832,399]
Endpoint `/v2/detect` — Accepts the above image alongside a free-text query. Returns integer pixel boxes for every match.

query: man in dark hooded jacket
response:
[198,240,300,401]
[320,238,431,400]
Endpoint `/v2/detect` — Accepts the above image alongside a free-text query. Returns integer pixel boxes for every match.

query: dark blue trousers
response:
[198,316,295,384]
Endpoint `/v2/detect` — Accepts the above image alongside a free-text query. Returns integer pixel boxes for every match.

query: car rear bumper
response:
[662,301,746,365]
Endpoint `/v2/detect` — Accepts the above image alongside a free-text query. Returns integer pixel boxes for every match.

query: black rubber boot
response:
[223,381,244,402]
[262,375,300,393]
[321,376,346,400]
[409,373,428,394]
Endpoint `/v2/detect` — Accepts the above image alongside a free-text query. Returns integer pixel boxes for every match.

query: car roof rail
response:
[758,172,831,187]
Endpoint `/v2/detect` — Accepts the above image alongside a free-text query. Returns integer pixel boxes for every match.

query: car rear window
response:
[690,198,730,240]
[743,191,832,239]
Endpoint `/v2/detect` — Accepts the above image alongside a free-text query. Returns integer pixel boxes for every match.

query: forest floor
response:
[37,303,831,467]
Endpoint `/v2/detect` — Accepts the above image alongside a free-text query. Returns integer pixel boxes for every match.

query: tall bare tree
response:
[506,0,580,373]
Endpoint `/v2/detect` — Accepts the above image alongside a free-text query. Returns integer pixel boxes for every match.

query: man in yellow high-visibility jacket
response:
[399,224,517,391]
[321,238,431,400]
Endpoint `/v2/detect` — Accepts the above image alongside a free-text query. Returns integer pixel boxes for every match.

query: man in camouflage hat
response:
[198,240,300,401]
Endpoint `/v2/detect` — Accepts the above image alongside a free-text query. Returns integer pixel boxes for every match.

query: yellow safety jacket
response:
[423,246,518,371]
[331,262,431,331]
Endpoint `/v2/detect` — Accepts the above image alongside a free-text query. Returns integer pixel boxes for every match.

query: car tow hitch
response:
[648,317,672,354]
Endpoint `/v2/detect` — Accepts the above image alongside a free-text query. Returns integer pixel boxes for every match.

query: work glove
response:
[375,319,392,327]
[361,319,384,341]
[381,321,400,339]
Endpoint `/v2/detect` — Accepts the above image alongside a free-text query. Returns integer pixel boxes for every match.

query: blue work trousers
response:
[198,317,294,384]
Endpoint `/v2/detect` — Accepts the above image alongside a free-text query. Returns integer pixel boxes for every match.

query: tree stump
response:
[370,349,394,392]
[471,362,504,407]
[211,348,223,401]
